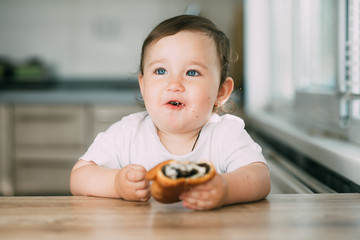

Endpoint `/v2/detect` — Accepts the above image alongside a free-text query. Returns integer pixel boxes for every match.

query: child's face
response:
[139,31,222,134]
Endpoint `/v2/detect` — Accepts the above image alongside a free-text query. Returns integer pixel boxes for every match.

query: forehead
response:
[144,31,219,65]
[153,30,213,45]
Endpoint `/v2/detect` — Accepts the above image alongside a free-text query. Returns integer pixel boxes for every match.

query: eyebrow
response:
[147,59,167,68]
[147,59,209,70]
[188,61,209,70]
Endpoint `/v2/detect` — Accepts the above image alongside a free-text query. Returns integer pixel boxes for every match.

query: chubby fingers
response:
[179,175,227,210]
[126,165,147,181]
[180,176,217,199]
[126,165,151,201]
[180,184,214,204]
[180,189,216,210]
[135,188,151,201]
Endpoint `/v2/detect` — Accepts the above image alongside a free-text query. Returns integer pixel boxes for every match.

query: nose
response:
[166,77,185,92]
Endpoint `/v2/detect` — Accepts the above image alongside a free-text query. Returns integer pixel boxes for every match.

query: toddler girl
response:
[70,15,271,210]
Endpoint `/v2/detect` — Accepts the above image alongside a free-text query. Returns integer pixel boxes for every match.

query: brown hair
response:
[140,15,233,86]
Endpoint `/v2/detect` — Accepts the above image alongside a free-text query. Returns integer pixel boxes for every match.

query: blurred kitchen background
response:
[0,0,359,196]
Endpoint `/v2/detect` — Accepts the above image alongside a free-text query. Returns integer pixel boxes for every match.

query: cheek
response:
[142,82,158,101]
[144,91,158,109]
[205,92,217,105]
[194,94,216,112]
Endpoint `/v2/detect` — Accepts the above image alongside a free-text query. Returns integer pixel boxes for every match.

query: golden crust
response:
[145,160,173,181]
[146,160,216,203]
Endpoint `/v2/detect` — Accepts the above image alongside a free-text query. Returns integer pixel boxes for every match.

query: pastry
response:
[146,160,216,203]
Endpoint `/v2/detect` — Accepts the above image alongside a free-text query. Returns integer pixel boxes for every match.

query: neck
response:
[157,128,202,155]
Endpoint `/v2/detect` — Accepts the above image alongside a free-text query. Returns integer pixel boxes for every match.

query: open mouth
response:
[168,100,184,107]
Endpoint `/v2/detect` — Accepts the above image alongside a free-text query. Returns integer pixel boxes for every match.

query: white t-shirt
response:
[80,111,266,173]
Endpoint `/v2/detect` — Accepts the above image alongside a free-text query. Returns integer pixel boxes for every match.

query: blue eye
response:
[187,70,199,76]
[155,68,167,75]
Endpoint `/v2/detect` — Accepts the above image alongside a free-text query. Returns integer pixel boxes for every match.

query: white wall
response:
[0,0,240,80]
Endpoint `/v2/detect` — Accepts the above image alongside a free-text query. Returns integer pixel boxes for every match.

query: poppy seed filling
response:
[162,162,210,179]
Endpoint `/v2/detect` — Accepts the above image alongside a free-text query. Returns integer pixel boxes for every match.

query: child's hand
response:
[179,173,228,210]
[115,164,151,202]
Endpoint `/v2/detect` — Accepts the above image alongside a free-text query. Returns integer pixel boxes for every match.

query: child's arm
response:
[70,159,151,201]
[179,162,271,210]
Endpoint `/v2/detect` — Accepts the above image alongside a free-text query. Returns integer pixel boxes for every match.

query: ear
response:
[217,77,234,105]
[138,73,144,96]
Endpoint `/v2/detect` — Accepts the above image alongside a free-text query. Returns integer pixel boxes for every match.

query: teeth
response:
[169,101,184,106]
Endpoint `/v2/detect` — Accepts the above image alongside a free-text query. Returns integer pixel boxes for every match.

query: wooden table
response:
[0,194,359,240]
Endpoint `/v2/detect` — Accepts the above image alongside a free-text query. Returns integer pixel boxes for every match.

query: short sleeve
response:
[79,112,149,169]
[216,115,267,173]
[79,122,124,169]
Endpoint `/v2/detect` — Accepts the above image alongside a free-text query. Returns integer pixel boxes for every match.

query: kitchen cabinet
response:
[14,105,88,159]
[0,82,143,195]
[2,103,144,196]
[13,104,88,195]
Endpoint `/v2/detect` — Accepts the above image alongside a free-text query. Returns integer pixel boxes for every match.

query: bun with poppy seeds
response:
[146,160,216,203]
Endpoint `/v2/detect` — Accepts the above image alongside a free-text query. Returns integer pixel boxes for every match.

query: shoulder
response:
[108,111,148,130]
[204,114,250,146]
[118,111,148,123]
[207,114,245,132]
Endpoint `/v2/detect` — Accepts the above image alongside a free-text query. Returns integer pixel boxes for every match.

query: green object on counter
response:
[14,65,45,82]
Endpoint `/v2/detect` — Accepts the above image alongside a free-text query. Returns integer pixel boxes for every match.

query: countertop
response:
[0,80,141,104]
[1,194,359,240]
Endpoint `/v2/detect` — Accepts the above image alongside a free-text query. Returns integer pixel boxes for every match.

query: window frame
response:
[291,0,360,145]
[345,0,360,145]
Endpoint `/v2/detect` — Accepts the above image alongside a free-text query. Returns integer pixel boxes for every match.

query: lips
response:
[166,100,185,109]
[168,101,184,107]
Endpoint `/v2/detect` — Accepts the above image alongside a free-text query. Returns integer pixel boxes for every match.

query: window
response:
[293,0,337,92]
[245,0,360,146]
[244,0,360,192]
[292,0,343,138]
